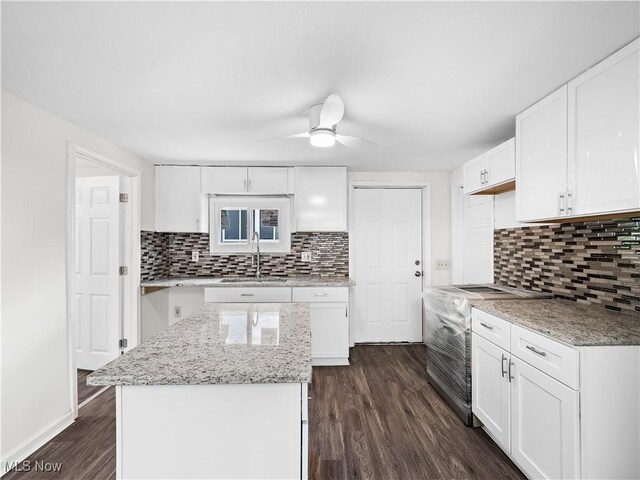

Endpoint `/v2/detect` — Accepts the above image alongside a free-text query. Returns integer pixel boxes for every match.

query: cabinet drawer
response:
[511,324,579,389]
[472,308,511,351]
[204,287,291,303]
[292,287,349,303]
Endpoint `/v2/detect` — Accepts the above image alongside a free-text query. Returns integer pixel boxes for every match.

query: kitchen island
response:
[88,303,311,480]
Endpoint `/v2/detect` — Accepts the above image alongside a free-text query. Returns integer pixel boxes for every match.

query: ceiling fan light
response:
[310,130,335,148]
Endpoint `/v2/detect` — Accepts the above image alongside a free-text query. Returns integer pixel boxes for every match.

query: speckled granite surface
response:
[472,299,640,346]
[88,303,312,386]
[140,275,355,289]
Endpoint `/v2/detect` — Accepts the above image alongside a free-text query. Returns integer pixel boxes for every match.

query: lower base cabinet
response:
[510,357,579,480]
[472,308,639,480]
[309,303,349,366]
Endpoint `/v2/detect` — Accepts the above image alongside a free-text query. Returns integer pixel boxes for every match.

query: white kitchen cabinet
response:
[471,308,639,480]
[471,333,510,451]
[463,139,515,195]
[308,303,349,366]
[155,166,207,233]
[486,138,515,187]
[201,167,292,195]
[201,167,247,194]
[515,85,568,222]
[294,167,347,232]
[510,357,580,480]
[516,39,640,222]
[462,154,485,194]
[567,39,640,216]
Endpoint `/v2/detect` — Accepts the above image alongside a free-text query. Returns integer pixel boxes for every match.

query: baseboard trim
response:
[312,358,350,366]
[1,412,74,475]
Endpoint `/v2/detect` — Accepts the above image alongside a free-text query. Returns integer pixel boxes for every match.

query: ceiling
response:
[2,2,639,172]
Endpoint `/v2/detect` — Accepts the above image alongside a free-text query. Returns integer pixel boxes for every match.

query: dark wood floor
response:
[5,346,524,480]
[77,369,105,405]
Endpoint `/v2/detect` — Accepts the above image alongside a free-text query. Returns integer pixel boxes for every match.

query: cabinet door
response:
[294,167,347,232]
[463,154,486,194]
[486,138,515,187]
[310,303,349,364]
[155,166,206,233]
[567,39,640,216]
[471,333,510,451]
[201,167,247,194]
[516,86,568,222]
[511,357,579,480]
[247,167,290,194]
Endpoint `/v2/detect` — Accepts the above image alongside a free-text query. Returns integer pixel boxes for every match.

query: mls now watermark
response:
[4,460,63,473]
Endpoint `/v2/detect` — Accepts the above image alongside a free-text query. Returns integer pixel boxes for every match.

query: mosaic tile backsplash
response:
[494,216,640,313]
[141,231,349,281]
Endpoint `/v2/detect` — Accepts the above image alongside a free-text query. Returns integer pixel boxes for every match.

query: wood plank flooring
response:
[308,345,525,480]
[4,345,524,480]
[77,369,105,405]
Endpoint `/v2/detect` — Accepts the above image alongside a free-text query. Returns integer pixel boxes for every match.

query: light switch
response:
[436,259,450,270]
[192,251,199,262]
[301,251,312,262]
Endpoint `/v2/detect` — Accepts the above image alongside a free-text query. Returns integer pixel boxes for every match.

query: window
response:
[210,197,291,254]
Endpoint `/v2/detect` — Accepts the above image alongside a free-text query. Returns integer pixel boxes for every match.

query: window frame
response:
[209,196,291,254]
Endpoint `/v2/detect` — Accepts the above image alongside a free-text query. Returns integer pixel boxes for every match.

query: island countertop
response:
[88,303,312,386]
[472,299,640,347]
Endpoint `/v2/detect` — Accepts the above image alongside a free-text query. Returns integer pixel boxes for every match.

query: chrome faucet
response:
[251,231,261,278]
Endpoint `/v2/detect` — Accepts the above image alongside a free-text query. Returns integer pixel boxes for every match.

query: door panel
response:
[75,176,121,371]
[471,334,510,451]
[511,358,579,480]
[568,40,640,215]
[200,166,247,194]
[247,167,289,194]
[486,138,515,186]
[463,154,486,194]
[354,189,422,342]
[516,86,568,221]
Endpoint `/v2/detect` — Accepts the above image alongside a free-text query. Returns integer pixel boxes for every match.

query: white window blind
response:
[463,195,494,284]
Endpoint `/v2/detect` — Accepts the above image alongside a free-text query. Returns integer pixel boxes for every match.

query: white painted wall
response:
[348,171,452,286]
[141,287,205,342]
[450,166,464,284]
[0,91,155,466]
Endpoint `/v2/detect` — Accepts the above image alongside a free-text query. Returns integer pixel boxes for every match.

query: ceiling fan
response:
[280,94,377,148]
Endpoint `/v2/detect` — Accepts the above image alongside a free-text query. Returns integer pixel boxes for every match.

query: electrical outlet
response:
[192,251,199,262]
[436,259,450,270]
[174,306,182,318]
[301,251,312,262]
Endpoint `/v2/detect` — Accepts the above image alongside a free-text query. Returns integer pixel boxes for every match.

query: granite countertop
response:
[472,299,640,347]
[88,303,312,386]
[140,275,355,289]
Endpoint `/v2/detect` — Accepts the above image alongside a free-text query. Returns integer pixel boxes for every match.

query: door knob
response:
[415,271,422,277]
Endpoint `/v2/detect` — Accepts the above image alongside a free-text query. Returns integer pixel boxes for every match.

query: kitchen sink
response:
[219,277,287,283]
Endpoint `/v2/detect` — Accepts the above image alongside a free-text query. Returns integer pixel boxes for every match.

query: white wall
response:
[0,91,155,466]
[141,287,205,342]
[348,171,452,286]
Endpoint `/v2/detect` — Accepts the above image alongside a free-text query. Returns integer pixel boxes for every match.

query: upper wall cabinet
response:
[155,166,207,233]
[294,167,347,232]
[567,39,640,217]
[201,167,293,195]
[517,39,639,222]
[463,138,515,195]
[516,86,569,221]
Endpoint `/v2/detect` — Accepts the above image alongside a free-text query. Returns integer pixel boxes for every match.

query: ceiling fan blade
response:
[260,132,310,142]
[319,94,344,128]
[335,134,378,148]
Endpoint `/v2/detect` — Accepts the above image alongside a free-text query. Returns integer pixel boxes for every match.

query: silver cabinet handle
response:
[248,179,252,190]
[508,359,514,382]
[313,292,328,297]
[480,322,494,330]
[501,353,507,378]
[479,170,483,186]
[566,192,573,215]
[558,193,565,215]
[243,178,247,191]
[526,345,547,357]
[240,293,254,297]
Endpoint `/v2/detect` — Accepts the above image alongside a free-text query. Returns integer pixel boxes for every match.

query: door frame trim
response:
[348,180,432,345]
[65,142,142,419]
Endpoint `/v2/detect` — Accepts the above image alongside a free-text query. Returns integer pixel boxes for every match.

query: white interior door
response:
[353,188,422,343]
[75,176,121,370]
[463,195,494,284]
